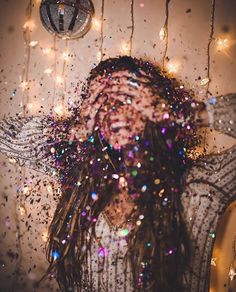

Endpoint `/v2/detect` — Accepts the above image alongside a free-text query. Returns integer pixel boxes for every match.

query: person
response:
[0,56,235,292]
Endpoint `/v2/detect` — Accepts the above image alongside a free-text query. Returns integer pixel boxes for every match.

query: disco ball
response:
[40,0,94,39]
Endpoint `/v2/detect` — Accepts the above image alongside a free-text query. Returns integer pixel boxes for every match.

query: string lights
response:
[1,0,235,290]
[10,0,34,290]
[129,0,134,56]
[22,0,33,110]
[52,35,57,107]
[44,68,53,75]
[205,0,216,95]
[92,17,102,31]
[120,42,131,55]
[159,27,167,41]
[42,47,52,55]
[99,0,105,62]
[162,0,171,71]
[166,61,179,75]
[216,38,230,51]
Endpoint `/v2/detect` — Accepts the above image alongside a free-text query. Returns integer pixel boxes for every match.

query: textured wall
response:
[0,0,235,291]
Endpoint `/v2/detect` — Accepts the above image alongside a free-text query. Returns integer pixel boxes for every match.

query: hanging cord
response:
[10,1,33,290]
[202,0,216,153]
[22,0,33,113]
[162,0,171,71]
[52,35,57,108]
[206,0,216,96]
[99,0,105,61]
[61,39,68,107]
[129,0,134,56]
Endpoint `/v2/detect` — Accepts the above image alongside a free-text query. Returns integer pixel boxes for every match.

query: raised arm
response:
[198,93,236,138]
[0,115,56,175]
[181,145,236,291]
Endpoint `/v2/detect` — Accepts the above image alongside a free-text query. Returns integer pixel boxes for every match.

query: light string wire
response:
[162,0,171,71]
[22,0,33,113]
[52,35,57,108]
[129,0,134,56]
[206,0,216,96]
[202,0,216,154]
[99,0,105,61]
[61,39,68,108]
[11,1,33,290]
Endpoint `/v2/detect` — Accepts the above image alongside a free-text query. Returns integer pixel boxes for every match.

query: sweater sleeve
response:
[181,146,236,292]
[0,115,57,176]
[206,93,236,139]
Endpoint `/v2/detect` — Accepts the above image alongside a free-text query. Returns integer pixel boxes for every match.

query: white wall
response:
[0,0,235,291]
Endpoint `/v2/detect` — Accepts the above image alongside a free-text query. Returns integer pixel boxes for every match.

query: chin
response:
[108,134,136,149]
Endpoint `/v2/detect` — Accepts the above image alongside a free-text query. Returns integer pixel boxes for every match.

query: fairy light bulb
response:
[228,264,236,281]
[166,62,178,74]
[29,41,38,47]
[23,20,35,30]
[92,17,101,31]
[55,75,64,85]
[42,47,52,55]
[19,81,28,91]
[120,42,130,55]
[159,27,167,41]
[54,104,65,116]
[62,51,70,60]
[200,77,210,86]
[44,68,53,75]
[216,38,230,51]
[97,51,102,62]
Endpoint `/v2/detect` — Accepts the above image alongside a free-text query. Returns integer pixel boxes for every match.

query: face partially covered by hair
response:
[97,97,146,148]
[71,57,186,149]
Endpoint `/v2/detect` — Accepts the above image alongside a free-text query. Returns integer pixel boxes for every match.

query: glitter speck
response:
[98,247,109,257]
[132,169,138,177]
[137,162,141,168]
[161,128,166,134]
[209,232,215,238]
[154,178,161,185]
[91,192,99,201]
[52,250,60,260]
[118,229,129,237]
[163,113,170,120]
[209,97,216,105]
[141,185,147,192]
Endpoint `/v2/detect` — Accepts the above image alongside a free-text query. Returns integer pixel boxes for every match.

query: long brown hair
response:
[46,56,198,291]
